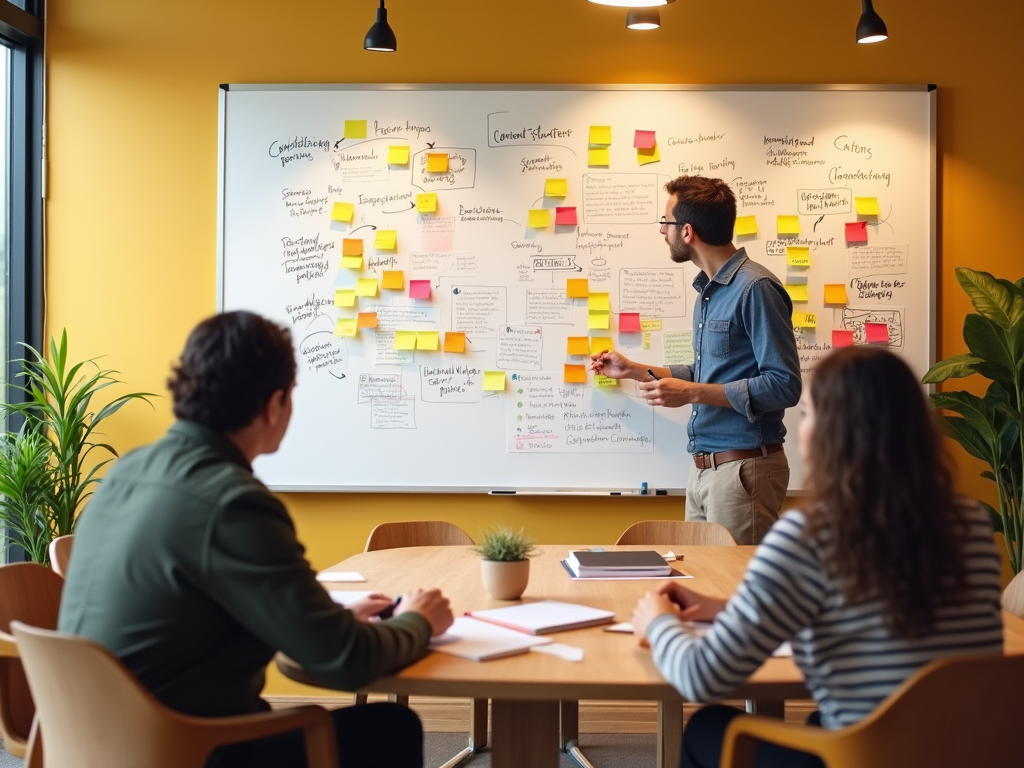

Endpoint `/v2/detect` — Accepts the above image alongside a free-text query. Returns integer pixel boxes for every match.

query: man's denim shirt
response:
[667,248,801,455]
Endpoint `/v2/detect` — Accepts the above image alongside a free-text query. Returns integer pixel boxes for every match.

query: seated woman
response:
[632,346,1004,768]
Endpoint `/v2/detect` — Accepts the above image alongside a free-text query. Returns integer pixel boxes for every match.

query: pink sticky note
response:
[864,322,889,344]
[555,206,578,226]
[409,280,432,299]
[832,330,855,348]
[845,221,868,245]
[634,130,656,150]
[619,312,641,332]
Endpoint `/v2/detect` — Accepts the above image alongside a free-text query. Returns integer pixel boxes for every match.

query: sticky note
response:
[387,145,410,165]
[416,331,439,351]
[331,202,354,223]
[777,215,800,235]
[567,336,591,355]
[334,318,358,337]
[785,283,809,302]
[787,246,811,268]
[735,215,758,237]
[792,311,817,329]
[343,238,363,256]
[409,280,431,299]
[528,209,551,229]
[545,178,568,198]
[865,322,889,344]
[483,371,506,391]
[381,271,404,290]
[641,319,662,331]
[588,293,611,312]
[634,130,656,149]
[619,312,641,332]
[588,147,610,167]
[589,125,612,146]
[555,206,578,226]
[564,364,587,384]
[855,196,880,216]
[393,330,418,350]
[566,278,589,298]
[444,332,466,353]
[344,120,367,139]
[416,193,437,213]
[341,255,363,269]
[832,330,855,348]
[426,152,449,172]
[595,374,618,388]
[355,278,378,297]
[374,230,397,250]
[357,312,378,329]
[637,143,660,166]
[334,289,356,307]
[824,284,849,304]
[589,311,610,330]
[845,220,868,244]
[590,337,613,355]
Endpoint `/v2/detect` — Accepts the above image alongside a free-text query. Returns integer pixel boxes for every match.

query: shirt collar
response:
[693,247,749,291]
[169,420,252,472]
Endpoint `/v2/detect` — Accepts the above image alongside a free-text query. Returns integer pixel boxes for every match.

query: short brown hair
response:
[664,176,736,246]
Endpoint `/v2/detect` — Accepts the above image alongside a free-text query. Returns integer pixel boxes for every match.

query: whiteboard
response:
[217,84,935,493]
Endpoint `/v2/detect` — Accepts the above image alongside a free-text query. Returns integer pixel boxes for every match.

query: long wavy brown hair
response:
[803,346,968,638]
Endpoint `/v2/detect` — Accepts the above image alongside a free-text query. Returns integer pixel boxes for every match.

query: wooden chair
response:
[1002,569,1024,618]
[720,653,1024,768]
[47,534,74,578]
[0,563,64,758]
[11,621,338,768]
[615,519,738,547]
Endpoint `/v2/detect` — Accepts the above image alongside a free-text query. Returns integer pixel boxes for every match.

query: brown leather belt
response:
[693,443,783,470]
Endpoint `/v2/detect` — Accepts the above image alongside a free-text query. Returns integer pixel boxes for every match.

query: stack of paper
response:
[565,550,673,579]
[465,599,615,635]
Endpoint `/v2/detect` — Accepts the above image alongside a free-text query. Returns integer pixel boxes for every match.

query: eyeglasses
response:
[659,218,688,227]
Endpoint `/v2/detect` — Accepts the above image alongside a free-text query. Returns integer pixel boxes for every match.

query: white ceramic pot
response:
[480,559,530,600]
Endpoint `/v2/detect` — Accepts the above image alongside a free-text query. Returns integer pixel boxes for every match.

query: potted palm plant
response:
[476,523,537,600]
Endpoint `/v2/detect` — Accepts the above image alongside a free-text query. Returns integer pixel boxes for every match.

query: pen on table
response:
[376,596,402,620]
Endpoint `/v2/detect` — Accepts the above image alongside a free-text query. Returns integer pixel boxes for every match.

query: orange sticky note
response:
[409,280,431,299]
[382,271,405,290]
[343,238,363,256]
[357,312,378,329]
[331,202,354,223]
[564,364,587,384]
[567,337,591,355]
[824,284,849,304]
[555,207,578,226]
[444,332,466,353]
[567,278,589,298]
[590,337,613,355]
[426,152,449,172]
[832,330,855,347]
[619,312,641,332]
[865,322,889,344]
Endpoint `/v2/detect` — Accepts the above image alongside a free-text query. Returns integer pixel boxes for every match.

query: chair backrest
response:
[48,535,74,578]
[365,520,474,551]
[615,520,737,546]
[1002,568,1024,618]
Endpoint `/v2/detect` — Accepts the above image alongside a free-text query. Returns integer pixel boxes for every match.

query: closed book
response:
[567,550,672,577]
[465,599,615,635]
[429,617,553,661]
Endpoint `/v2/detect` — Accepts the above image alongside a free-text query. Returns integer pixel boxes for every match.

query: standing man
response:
[60,311,453,768]
[592,176,800,544]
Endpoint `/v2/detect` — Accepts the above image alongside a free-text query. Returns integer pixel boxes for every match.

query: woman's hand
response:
[347,593,394,622]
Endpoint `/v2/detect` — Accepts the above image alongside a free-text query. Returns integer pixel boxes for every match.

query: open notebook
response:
[429,617,553,661]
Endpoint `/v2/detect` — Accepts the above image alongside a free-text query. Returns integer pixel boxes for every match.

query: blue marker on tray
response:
[641,482,649,496]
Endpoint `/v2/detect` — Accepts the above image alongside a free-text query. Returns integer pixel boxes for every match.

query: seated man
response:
[59,310,453,768]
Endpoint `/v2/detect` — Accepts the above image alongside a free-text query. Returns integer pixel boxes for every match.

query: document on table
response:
[466,599,615,634]
[315,571,366,583]
[430,616,553,661]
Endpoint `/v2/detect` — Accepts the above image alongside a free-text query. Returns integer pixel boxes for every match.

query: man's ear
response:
[263,388,287,425]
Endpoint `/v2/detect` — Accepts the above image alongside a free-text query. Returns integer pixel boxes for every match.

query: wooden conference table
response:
[278,545,1024,768]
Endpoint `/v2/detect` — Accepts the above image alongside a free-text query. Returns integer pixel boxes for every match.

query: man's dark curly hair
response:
[167,311,296,431]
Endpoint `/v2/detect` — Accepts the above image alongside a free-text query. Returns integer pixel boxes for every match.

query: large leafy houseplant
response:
[923,268,1024,572]
[0,330,152,564]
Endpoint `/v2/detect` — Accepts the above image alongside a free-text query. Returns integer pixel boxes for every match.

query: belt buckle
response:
[694,452,713,470]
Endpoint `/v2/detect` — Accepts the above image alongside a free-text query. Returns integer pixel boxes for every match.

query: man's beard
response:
[668,239,694,264]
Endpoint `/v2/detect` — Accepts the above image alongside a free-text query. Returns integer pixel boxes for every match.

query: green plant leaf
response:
[922,354,984,383]
[940,414,994,464]
[963,314,1014,373]
[956,267,1023,330]
[979,500,1004,534]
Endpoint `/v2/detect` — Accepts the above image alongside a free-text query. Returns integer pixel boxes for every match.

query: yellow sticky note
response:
[792,311,817,329]
[357,312,378,329]
[588,147,610,167]
[341,255,363,269]
[785,283,809,302]
[735,215,758,236]
[387,145,410,165]
[342,238,363,256]
[777,215,800,235]
[334,318,358,337]
[589,125,612,146]
[567,279,589,299]
[334,289,356,307]
[355,278,378,297]
[343,120,367,139]
[590,337,613,355]
[595,374,618,389]
[545,178,568,198]
[824,284,849,304]
[381,270,404,290]
[528,209,551,229]
[444,332,466,353]
[588,293,611,312]
[567,336,591,355]
[564,364,588,384]
[416,193,437,214]
[483,370,506,391]
[588,311,610,330]
[787,246,811,268]
[331,202,354,223]
[393,330,418,350]
[855,196,880,216]
[641,319,662,331]
[426,152,449,172]
[374,230,397,250]
[416,331,439,351]
[637,142,661,166]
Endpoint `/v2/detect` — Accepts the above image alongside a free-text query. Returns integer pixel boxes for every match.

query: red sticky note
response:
[634,130,656,150]
[845,221,868,245]
[555,206,578,226]
[409,280,431,299]
[832,330,855,348]
[619,312,641,333]
[564,364,587,384]
[865,322,889,344]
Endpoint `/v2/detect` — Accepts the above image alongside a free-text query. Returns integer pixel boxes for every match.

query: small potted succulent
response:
[476,523,537,600]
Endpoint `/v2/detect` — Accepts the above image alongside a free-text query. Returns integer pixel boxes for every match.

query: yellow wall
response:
[45,1,1024,693]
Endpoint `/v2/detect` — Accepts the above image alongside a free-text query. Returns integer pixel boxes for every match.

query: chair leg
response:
[354,693,368,706]
[387,693,410,707]
[470,698,488,750]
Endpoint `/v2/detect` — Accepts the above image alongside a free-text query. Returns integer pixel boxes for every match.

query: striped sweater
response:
[648,507,1004,729]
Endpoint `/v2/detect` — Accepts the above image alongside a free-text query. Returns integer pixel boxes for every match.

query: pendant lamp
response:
[856,0,888,43]
[364,0,397,52]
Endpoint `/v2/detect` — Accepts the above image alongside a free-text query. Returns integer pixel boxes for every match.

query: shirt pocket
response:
[706,320,731,357]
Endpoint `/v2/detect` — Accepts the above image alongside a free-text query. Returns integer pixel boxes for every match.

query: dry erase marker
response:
[647,368,660,380]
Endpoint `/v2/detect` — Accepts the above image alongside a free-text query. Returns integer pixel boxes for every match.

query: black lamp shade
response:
[364,1,397,52]
[856,0,888,43]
